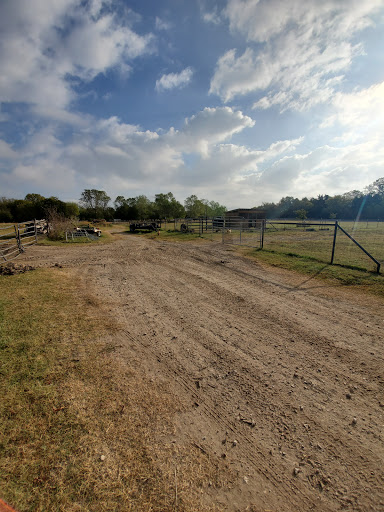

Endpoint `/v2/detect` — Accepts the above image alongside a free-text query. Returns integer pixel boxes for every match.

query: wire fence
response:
[128,217,383,273]
[260,220,383,273]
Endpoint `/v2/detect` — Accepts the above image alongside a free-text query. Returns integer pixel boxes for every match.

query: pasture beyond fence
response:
[0,219,45,262]
[165,217,383,274]
[221,219,381,274]
[263,220,382,274]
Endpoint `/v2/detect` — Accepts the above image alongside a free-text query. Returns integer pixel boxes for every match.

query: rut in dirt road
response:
[19,236,384,512]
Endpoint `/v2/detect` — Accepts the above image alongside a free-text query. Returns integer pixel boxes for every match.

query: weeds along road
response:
[20,234,384,512]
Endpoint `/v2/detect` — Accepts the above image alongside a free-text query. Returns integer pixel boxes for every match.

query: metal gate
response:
[222,218,265,248]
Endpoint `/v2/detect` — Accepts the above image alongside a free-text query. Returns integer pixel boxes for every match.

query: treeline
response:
[0,194,80,223]
[0,190,227,223]
[256,178,384,220]
[2,177,383,223]
[113,193,227,220]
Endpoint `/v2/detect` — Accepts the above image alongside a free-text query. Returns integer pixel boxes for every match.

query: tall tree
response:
[114,195,126,209]
[206,200,227,217]
[25,193,45,204]
[366,178,384,196]
[184,195,205,217]
[135,195,153,219]
[154,192,185,218]
[80,189,111,210]
[80,189,111,219]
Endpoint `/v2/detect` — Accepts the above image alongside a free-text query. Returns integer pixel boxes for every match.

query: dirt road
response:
[18,234,384,511]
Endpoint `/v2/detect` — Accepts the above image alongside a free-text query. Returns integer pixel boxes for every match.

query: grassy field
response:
[0,268,225,512]
[263,220,383,273]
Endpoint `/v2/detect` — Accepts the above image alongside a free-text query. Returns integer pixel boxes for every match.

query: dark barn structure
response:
[225,208,266,228]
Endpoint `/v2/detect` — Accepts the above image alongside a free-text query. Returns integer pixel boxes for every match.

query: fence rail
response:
[0,219,45,263]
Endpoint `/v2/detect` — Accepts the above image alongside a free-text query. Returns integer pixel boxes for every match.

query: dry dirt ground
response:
[17,234,384,511]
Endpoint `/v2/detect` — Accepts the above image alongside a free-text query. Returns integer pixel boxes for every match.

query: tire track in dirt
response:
[87,240,383,511]
[80,248,320,510]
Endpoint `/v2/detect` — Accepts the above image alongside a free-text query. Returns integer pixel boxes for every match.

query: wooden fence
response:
[0,219,45,263]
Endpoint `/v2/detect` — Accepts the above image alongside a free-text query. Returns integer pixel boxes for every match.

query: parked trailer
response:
[130,222,160,232]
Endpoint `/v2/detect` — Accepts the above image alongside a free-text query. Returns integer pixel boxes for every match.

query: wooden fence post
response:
[14,224,22,253]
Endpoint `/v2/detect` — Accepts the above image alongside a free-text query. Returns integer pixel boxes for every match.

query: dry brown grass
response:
[0,268,231,512]
[46,209,75,241]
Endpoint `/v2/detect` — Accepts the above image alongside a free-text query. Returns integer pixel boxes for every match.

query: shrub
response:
[46,208,75,240]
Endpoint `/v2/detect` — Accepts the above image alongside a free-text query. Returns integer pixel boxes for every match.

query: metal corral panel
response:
[225,209,266,229]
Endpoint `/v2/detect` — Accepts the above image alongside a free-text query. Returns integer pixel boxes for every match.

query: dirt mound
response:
[0,262,35,275]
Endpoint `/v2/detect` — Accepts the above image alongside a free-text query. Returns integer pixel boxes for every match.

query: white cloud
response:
[0,0,154,119]
[210,47,276,102]
[155,17,172,30]
[2,96,382,205]
[177,135,303,189]
[0,106,258,199]
[224,0,377,43]
[0,140,18,160]
[202,11,221,24]
[239,137,384,204]
[1,0,383,207]
[210,0,383,110]
[62,15,153,81]
[168,107,255,155]
[321,81,384,135]
[201,5,222,25]
[156,67,194,92]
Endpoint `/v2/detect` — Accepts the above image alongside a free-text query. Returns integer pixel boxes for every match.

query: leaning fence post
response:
[330,221,338,264]
[14,224,22,253]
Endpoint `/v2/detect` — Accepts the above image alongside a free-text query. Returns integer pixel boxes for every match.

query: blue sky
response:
[0,0,384,209]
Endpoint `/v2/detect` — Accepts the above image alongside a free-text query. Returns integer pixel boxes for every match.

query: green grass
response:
[263,220,383,273]
[219,223,381,271]
[245,247,384,296]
